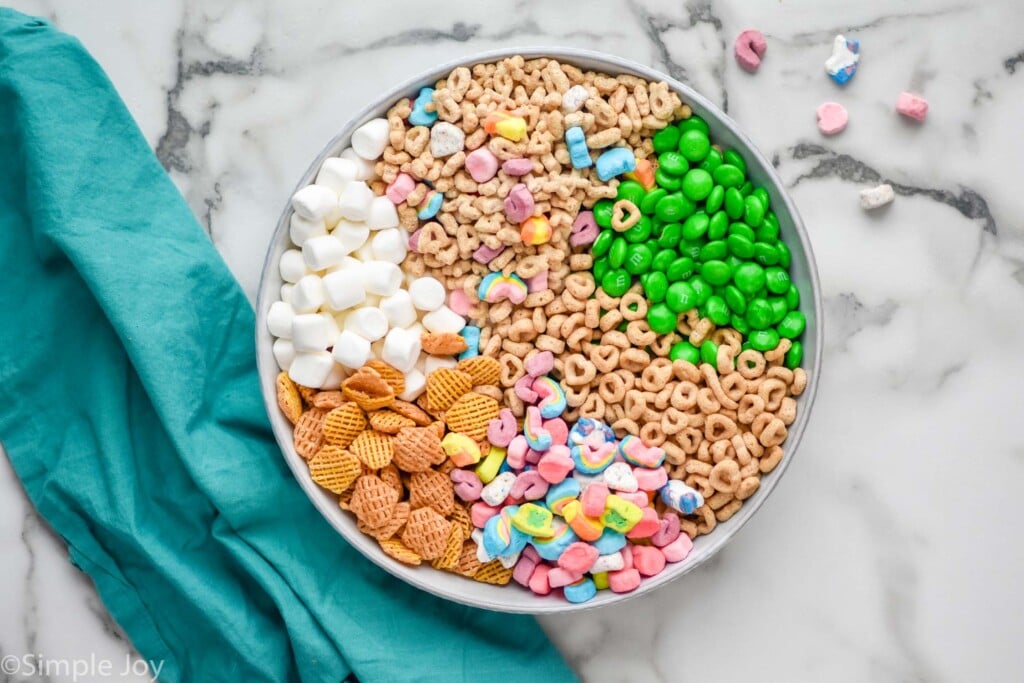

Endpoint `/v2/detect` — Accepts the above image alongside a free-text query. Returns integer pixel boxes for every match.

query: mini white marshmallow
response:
[291,184,338,221]
[379,289,417,328]
[408,276,446,311]
[288,351,335,388]
[344,306,389,341]
[266,301,295,338]
[302,235,347,271]
[351,118,390,160]
[400,368,427,401]
[481,471,516,506]
[382,326,422,373]
[371,229,407,264]
[314,157,359,193]
[319,312,340,341]
[320,362,347,390]
[289,213,327,246]
[279,249,309,283]
[422,305,466,334]
[292,313,334,352]
[337,181,375,222]
[424,355,458,374]
[354,240,377,264]
[326,255,363,274]
[321,269,366,311]
[290,274,325,313]
[331,220,370,254]
[339,147,376,180]
[332,330,372,369]
[366,196,399,230]
[362,261,403,297]
[272,338,296,371]
[280,283,294,305]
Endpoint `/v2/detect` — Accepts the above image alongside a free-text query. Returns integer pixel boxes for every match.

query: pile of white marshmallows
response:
[266,118,465,400]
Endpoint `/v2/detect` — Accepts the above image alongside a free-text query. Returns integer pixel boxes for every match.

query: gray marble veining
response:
[3,0,1024,680]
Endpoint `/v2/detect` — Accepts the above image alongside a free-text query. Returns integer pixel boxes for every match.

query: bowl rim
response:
[255,46,823,614]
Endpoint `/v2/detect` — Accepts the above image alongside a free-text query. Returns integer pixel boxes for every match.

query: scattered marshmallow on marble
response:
[859,183,895,210]
[269,143,468,395]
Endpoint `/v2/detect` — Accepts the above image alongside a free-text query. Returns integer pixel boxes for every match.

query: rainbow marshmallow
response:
[532,376,567,418]
[477,272,528,304]
[523,406,553,452]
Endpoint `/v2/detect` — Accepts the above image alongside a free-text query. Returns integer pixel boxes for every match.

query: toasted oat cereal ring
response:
[402,507,452,560]
[343,368,395,411]
[456,356,502,386]
[430,523,465,571]
[422,332,469,356]
[365,360,406,395]
[379,538,422,566]
[426,368,474,412]
[276,372,303,424]
[409,469,455,516]
[358,501,409,542]
[369,409,416,435]
[293,408,328,459]
[445,393,500,441]
[473,560,514,585]
[454,540,484,577]
[349,474,400,528]
[350,430,395,469]
[307,445,362,494]
[391,399,433,426]
[322,403,367,448]
[393,426,445,473]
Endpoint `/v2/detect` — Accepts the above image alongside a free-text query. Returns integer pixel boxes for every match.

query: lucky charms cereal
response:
[269,56,808,604]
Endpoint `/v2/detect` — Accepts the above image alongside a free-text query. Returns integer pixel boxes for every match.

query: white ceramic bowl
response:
[256,48,822,614]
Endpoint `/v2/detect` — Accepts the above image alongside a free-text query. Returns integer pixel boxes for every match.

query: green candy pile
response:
[589,115,804,370]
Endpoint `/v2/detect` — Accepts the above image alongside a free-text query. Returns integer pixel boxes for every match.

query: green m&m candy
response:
[624,243,654,275]
[601,268,632,297]
[666,281,697,312]
[678,129,711,162]
[670,340,701,364]
[700,339,719,365]
[644,271,669,303]
[647,303,677,334]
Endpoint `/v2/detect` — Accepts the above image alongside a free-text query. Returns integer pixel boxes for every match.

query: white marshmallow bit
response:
[344,307,389,342]
[399,369,427,401]
[319,312,340,341]
[366,196,400,230]
[371,228,407,264]
[291,184,339,221]
[290,274,325,313]
[340,147,376,180]
[424,355,458,374]
[326,255,363,275]
[280,249,310,283]
[362,261,403,297]
[331,219,370,254]
[408,276,446,312]
[280,283,295,304]
[289,213,327,246]
[562,84,590,113]
[332,330,372,369]
[422,305,466,334]
[337,181,375,222]
[302,235,347,271]
[322,269,366,311]
[591,552,625,573]
[288,351,335,388]
[315,157,359,193]
[351,118,390,160]
[382,326,422,373]
[379,289,417,328]
[267,301,295,338]
[320,362,347,390]
[272,338,296,371]
[354,240,377,263]
[292,313,334,352]
[860,183,895,210]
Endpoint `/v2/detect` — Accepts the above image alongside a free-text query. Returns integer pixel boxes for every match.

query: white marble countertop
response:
[3,0,1024,680]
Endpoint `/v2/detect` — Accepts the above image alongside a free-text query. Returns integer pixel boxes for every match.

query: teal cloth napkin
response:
[0,10,576,683]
